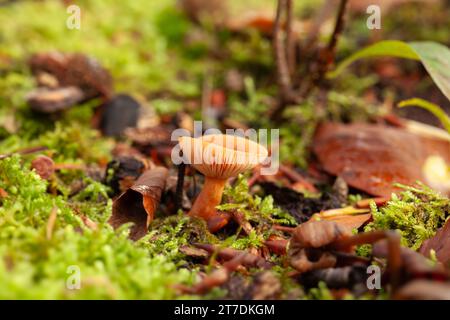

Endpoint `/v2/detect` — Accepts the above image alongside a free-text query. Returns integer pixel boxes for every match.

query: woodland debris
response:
[27,87,84,113]
[310,208,372,231]
[105,156,147,196]
[355,197,390,209]
[177,252,247,295]
[179,245,209,260]
[29,51,113,100]
[46,207,58,240]
[393,279,450,300]
[100,94,140,137]
[313,122,450,197]
[419,219,450,266]
[243,271,282,300]
[299,265,368,294]
[288,220,353,273]
[260,182,342,223]
[193,243,273,270]
[373,240,448,283]
[31,155,55,180]
[109,167,169,240]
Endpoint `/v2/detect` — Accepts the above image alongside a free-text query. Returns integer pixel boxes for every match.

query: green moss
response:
[147,213,217,264]
[217,175,297,250]
[0,155,197,299]
[365,183,450,250]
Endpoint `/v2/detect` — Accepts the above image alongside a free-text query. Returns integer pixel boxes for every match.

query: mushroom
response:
[178,134,268,231]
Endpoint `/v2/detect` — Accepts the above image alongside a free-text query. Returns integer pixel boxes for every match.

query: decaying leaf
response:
[179,245,209,260]
[243,271,282,300]
[105,156,147,196]
[419,219,450,267]
[100,94,140,137]
[373,240,448,281]
[109,167,169,240]
[29,52,114,99]
[193,243,273,269]
[299,265,369,295]
[124,126,174,148]
[311,209,372,231]
[394,279,450,300]
[288,220,353,273]
[347,0,442,14]
[27,87,84,113]
[313,122,450,197]
[31,155,55,180]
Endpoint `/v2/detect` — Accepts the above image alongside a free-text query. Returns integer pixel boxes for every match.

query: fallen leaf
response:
[193,243,273,269]
[348,0,442,14]
[100,94,140,137]
[29,52,113,99]
[299,265,368,294]
[105,156,146,196]
[27,87,84,113]
[311,211,372,231]
[313,122,450,197]
[288,220,353,273]
[394,279,450,300]
[31,155,55,180]
[109,167,168,240]
[419,219,450,267]
[373,240,448,281]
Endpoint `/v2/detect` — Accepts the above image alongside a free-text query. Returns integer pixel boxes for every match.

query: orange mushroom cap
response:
[178,134,268,179]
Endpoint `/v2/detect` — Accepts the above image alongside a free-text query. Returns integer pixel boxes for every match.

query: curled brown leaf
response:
[109,167,168,240]
[288,220,353,273]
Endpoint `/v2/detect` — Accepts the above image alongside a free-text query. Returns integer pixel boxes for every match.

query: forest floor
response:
[0,0,449,299]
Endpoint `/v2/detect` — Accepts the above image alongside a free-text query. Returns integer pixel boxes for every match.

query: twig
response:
[231,210,254,235]
[286,0,296,76]
[274,0,292,99]
[0,146,48,160]
[332,230,402,291]
[269,0,302,121]
[316,0,349,84]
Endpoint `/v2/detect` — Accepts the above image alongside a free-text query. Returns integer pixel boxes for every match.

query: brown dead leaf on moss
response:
[419,219,450,267]
[313,122,450,197]
[109,167,169,240]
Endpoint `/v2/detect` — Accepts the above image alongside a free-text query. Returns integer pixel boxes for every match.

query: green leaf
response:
[328,41,450,101]
[398,98,450,134]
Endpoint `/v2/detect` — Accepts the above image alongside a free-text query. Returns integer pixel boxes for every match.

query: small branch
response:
[274,0,292,99]
[269,0,304,122]
[332,230,402,291]
[286,0,296,76]
[327,0,349,55]
[316,0,349,84]
[231,210,254,235]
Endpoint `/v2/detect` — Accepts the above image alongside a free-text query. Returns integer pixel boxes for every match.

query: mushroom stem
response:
[189,177,227,222]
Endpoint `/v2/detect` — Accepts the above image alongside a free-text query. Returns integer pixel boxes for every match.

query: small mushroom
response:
[178,134,268,231]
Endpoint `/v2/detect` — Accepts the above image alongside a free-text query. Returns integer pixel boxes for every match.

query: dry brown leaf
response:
[419,219,450,267]
[373,240,448,281]
[313,122,450,197]
[288,220,353,273]
[31,155,55,180]
[109,167,168,240]
[312,213,372,231]
[29,52,113,99]
[394,279,450,300]
[348,0,442,13]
